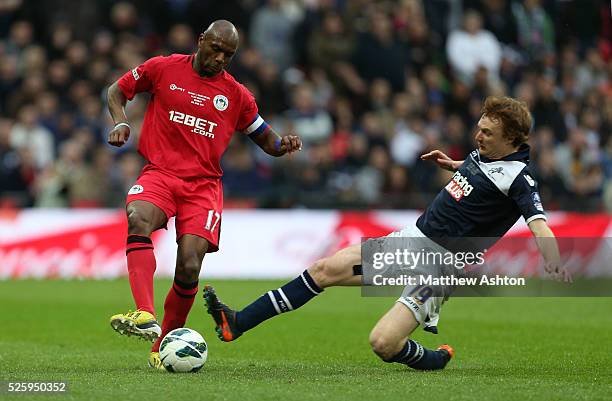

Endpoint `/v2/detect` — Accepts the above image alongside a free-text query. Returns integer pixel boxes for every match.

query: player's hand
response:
[108,123,131,147]
[279,134,302,155]
[420,150,462,171]
[544,261,573,283]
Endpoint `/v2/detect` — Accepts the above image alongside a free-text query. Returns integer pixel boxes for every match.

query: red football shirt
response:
[118,54,259,179]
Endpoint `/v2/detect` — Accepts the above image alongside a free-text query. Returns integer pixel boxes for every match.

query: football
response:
[159,328,208,373]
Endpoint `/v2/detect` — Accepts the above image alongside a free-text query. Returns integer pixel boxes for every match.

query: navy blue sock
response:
[236,270,323,332]
[384,340,449,370]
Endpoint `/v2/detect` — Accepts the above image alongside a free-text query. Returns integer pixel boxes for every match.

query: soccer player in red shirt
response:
[106,20,302,369]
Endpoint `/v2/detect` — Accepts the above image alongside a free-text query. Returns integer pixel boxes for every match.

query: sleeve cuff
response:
[525,214,547,224]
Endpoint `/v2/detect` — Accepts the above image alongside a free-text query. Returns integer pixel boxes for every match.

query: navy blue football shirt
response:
[416,144,545,251]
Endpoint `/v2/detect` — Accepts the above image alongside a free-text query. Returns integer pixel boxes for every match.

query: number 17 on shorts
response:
[205,210,221,232]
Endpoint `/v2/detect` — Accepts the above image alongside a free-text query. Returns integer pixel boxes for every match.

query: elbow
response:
[107,81,117,97]
[107,83,117,104]
[108,81,125,102]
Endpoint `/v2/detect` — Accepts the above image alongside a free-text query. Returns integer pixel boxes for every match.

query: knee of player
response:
[308,258,334,288]
[175,258,202,281]
[369,331,398,361]
[175,264,200,283]
[127,210,154,234]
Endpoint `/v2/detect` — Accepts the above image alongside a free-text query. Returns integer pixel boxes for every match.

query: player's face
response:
[474,115,514,159]
[198,34,237,76]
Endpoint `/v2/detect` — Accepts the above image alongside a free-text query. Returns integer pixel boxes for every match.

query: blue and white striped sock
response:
[236,270,323,332]
[385,339,449,370]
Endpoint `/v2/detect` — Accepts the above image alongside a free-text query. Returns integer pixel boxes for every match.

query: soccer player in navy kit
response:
[204,96,571,371]
[106,20,302,369]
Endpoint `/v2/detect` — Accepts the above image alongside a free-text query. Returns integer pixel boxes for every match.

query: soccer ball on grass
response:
[159,328,208,373]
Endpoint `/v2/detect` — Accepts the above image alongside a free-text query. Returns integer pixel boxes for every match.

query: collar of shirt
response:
[477,143,530,164]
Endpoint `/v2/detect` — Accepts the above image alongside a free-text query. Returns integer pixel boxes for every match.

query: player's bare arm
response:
[420,150,463,171]
[107,81,131,147]
[250,126,302,157]
[528,218,572,283]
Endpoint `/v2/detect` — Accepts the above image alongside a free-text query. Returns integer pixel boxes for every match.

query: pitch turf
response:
[1,279,611,401]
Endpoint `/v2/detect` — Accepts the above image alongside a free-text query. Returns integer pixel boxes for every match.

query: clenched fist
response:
[278,135,302,155]
[108,123,131,147]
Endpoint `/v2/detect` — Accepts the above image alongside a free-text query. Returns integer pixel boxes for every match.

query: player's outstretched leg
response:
[369,303,453,370]
[204,244,361,341]
[203,285,242,341]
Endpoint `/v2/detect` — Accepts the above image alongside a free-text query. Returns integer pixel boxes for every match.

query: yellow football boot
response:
[147,352,166,371]
[109,310,161,342]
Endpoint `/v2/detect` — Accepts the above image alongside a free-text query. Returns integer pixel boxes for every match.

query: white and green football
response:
[159,328,208,373]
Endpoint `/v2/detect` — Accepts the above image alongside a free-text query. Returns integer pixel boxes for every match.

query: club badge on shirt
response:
[128,185,144,195]
[213,95,228,111]
[532,192,544,211]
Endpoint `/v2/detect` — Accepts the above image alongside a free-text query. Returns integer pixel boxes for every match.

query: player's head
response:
[475,96,532,159]
[195,20,238,77]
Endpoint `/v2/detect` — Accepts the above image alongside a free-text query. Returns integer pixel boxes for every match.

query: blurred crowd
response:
[0,0,611,212]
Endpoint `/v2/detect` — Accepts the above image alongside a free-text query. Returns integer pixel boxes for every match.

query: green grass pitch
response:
[1,279,611,401]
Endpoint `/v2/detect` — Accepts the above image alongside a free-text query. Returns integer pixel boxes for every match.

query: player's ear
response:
[197,33,205,46]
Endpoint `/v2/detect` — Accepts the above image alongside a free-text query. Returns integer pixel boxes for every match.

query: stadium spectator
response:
[307,10,363,96]
[111,151,144,203]
[250,0,300,71]
[478,0,518,47]
[446,9,502,86]
[576,48,608,96]
[531,74,566,140]
[381,163,413,209]
[10,104,54,170]
[532,147,566,209]
[282,82,333,147]
[389,117,425,169]
[166,24,196,54]
[0,117,33,207]
[353,145,390,203]
[367,78,394,135]
[394,0,443,76]
[222,138,271,199]
[252,60,286,118]
[71,146,115,207]
[512,0,555,63]
[34,138,86,207]
[555,127,604,210]
[353,8,408,92]
[556,0,603,52]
